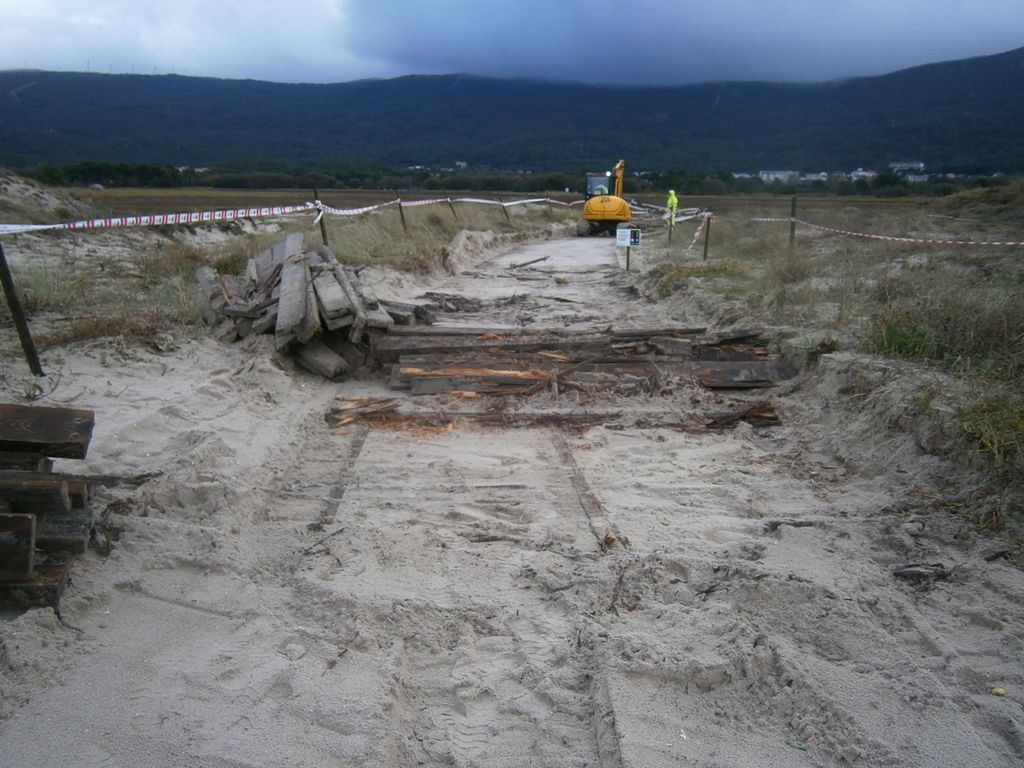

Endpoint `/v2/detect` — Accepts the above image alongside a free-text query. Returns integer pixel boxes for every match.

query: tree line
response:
[26,160,1013,198]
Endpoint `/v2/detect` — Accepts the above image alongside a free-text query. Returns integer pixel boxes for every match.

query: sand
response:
[1,228,1022,767]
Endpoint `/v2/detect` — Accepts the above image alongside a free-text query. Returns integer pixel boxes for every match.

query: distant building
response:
[759,170,799,183]
[454,161,468,170]
[800,172,828,182]
[905,174,930,183]
[849,168,879,180]
[889,161,925,173]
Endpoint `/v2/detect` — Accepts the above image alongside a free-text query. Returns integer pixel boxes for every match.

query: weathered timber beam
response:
[0,404,95,459]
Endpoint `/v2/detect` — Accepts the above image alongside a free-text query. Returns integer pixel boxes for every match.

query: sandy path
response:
[1,236,1021,767]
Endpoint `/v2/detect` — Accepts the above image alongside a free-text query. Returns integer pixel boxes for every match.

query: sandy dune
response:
[1,232,1021,767]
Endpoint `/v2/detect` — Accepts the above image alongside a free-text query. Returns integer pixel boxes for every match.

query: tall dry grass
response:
[646,193,1024,480]
[1,196,574,348]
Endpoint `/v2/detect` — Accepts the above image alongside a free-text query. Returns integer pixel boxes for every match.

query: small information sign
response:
[616,226,641,247]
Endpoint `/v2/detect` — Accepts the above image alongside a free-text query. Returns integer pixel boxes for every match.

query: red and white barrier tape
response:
[751,217,1024,247]
[0,196,575,238]
[0,203,317,236]
[685,212,714,256]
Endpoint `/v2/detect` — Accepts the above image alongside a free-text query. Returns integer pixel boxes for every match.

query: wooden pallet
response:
[0,403,96,606]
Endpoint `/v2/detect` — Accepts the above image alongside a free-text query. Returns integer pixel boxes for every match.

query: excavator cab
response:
[585,173,612,198]
[582,160,631,235]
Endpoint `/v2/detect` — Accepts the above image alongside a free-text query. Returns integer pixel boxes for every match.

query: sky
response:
[1,0,1022,86]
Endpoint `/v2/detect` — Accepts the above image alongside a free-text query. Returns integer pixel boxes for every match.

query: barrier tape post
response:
[498,195,512,224]
[0,240,44,376]
[703,213,713,261]
[789,197,797,255]
[684,212,714,259]
[444,191,458,222]
[395,191,408,234]
[313,188,329,246]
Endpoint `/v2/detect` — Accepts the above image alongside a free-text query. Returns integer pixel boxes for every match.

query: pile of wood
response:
[0,403,95,606]
[373,326,796,396]
[201,235,795,396]
[202,233,430,379]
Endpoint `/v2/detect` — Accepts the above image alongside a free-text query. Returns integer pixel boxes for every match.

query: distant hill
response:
[1,47,1023,173]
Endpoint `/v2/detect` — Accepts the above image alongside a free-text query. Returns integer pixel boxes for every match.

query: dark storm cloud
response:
[1,0,1022,84]
[339,0,1024,84]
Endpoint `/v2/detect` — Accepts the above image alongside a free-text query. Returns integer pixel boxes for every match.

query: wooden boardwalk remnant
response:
[203,235,796,395]
[375,325,795,396]
[0,403,96,606]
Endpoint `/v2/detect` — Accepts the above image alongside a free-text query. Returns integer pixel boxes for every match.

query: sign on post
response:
[616,225,641,271]
[616,226,641,247]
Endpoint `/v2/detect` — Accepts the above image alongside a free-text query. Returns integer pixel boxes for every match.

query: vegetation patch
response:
[958,395,1024,469]
[650,260,746,297]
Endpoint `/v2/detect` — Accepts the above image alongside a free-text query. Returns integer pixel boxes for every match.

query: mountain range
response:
[1,47,1023,173]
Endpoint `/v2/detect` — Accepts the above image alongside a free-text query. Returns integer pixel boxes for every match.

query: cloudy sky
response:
[1,0,1022,86]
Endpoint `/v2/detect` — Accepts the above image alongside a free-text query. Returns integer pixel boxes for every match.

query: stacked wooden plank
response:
[0,403,96,606]
[204,235,431,379]
[373,326,796,396]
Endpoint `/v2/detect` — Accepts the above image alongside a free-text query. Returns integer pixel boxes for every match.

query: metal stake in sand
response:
[395,190,408,234]
[313,187,330,246]
[0,241,44,376]
[789,196,798,255]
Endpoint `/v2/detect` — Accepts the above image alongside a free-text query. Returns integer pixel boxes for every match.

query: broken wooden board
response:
[706,401,780,429]
[297,263,322,344]
[312,270,354,327]
[275,259,309,351]
[0,472,72,516]
[0,403,95,459]
[295,340,350,380]
[0,451,53,472]
[690,359,796,389]
[253,231,304,284]
[372,332,614,364]
[0,513,35,580]
[332,263,368,343]
[0,552,72,607]
[35,506,95,555]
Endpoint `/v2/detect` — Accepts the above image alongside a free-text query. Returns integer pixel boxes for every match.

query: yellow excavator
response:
[582,159,630,235]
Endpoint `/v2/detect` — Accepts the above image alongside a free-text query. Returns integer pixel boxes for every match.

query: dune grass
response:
[645,191,1024,485]
[1,195,574,349]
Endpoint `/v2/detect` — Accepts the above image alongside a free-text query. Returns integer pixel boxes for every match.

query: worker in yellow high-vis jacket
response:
[666,189,678,229]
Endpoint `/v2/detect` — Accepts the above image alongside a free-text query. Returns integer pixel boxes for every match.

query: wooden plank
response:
[0,451,53,472]
[372,332,614,364]
[253,231,304,284]
[0,403,95,459]
[312,271,353,319]
[274,259,308,351]
[36,507,94,555]
[324,312,355,331]
[0,551,72,607]
[0,472,71,516]
[690,359,796,388]
[294,340,350,380]
[297,263,322,344]
[0,513,35,580]
[364,305,394,330]
[251,301,279,335]
[333,265,368,344]
[648,336,693,357]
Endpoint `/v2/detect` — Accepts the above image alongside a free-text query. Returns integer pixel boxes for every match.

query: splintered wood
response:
[375,326,795,397]
[325,396,779,435]
[203,234,434,379]
[325,397,615,434]
[0,403,96,606]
